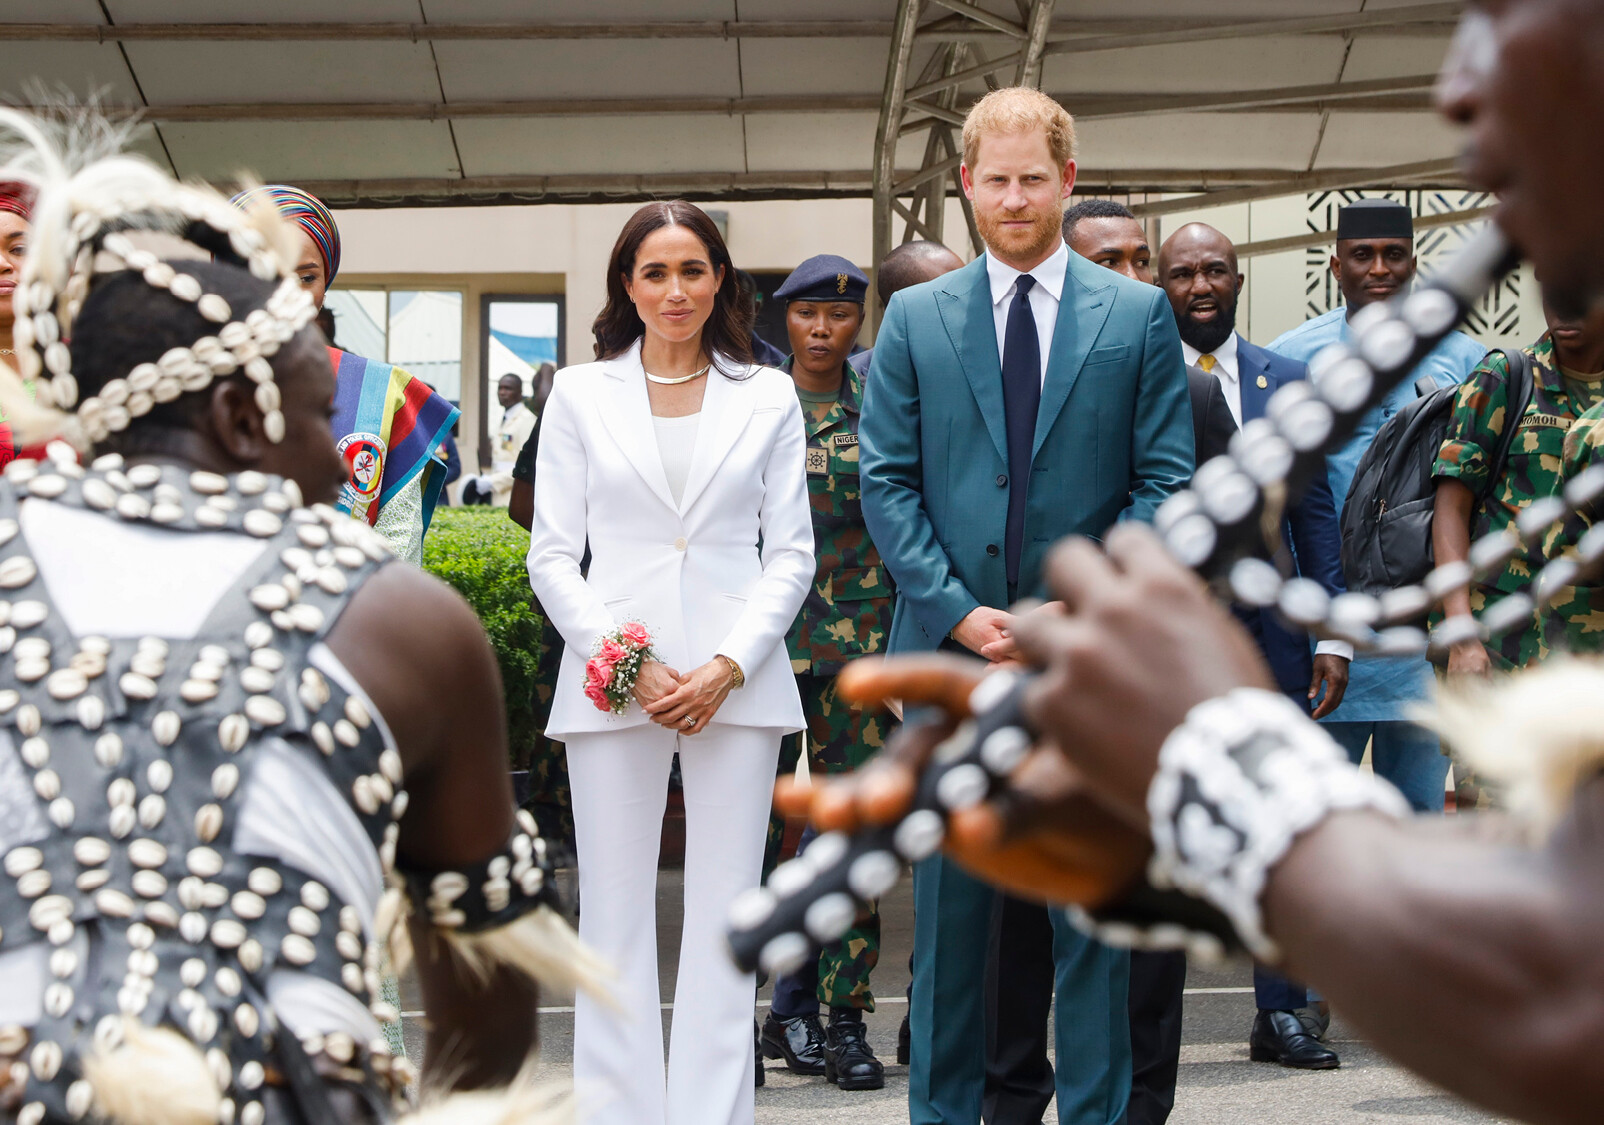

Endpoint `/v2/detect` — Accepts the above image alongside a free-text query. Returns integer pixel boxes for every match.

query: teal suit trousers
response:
[910,856,1132,1124]
[859,250,1192,1124]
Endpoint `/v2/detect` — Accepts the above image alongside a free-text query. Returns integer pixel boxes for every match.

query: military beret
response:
[774,254,870,305]
[1336,198,1414,241]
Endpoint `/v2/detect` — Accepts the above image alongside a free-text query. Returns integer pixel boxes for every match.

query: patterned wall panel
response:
[1302,189,1523,345]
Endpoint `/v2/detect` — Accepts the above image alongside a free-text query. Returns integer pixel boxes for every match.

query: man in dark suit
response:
[1185,364,1234,464]
[1157,222,1350,1071]
[861,90,1193,1125]
[1065,201,1228,1125]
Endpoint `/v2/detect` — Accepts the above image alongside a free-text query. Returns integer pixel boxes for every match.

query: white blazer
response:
[527,340,814,738]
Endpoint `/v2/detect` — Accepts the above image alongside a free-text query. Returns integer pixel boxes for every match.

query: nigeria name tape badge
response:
[338,431,388,521]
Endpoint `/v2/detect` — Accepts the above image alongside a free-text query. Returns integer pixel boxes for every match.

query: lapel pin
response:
[1256,375,1268,389]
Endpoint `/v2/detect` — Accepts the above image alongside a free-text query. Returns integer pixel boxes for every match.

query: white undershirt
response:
[985,241,1069,387]
[654,411,701,508]
[1182,332,1243,426]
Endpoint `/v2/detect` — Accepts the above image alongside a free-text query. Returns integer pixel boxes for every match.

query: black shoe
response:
[824,1009,885,1091]
[1296,1001,1331,1041]
[754,1019,765,1087]
[1250,1009,1340,1070]
[761,1012,827,1076]
[897,1012,910,1066]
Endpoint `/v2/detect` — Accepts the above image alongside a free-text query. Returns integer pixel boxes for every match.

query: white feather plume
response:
[0,104,301,333]
[0,105,164,303]
[1427,656,1604,830]
[407,1073,572,1125]
[0,356,69,448]
[441,904,617,1009]
[80,1018,221,1125]
[226,177,305,280]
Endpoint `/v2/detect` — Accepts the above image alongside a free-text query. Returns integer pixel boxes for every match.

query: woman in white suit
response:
[527,200,813,1125]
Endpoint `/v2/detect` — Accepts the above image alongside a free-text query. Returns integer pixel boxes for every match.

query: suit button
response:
[674,537,687,552]
[986,544,999,557]
[996,474,1008,488]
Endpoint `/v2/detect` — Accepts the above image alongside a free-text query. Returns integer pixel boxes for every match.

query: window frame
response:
[478,292,567,462]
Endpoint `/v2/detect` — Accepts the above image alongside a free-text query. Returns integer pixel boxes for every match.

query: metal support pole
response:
[1014,0,1055,87]
[872,0,1059,311]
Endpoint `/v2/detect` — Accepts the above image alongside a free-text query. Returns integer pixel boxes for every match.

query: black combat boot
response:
[824,1008,885,1091]
[761,1011,828,1075]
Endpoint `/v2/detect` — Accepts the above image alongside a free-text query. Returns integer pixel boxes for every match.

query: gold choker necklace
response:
[644,363,709,386]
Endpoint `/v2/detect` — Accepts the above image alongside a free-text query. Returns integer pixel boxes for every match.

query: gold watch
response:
[718,654,745,689]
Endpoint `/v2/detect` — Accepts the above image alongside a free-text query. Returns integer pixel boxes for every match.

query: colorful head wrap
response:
[230,184,340,283]
[0,180,34,221]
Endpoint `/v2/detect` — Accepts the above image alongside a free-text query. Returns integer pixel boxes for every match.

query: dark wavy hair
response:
[592,200,755,376]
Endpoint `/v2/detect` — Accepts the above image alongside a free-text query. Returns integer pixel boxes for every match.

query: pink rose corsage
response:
[585,621,658,714]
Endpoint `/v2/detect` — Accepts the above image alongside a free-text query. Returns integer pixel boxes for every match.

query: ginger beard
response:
[975,203,1064,267]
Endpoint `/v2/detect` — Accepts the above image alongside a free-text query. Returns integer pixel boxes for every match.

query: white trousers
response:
[566,722,781,1125]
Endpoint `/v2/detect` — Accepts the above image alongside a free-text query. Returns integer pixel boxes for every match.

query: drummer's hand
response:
[774,654,1151,909]
[1011,524,1276,824]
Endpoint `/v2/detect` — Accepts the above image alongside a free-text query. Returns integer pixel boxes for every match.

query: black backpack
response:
[1339,348,1533,593]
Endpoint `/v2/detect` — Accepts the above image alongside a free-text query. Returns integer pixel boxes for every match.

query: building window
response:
[324,288,465,403]
[483,296,564,404]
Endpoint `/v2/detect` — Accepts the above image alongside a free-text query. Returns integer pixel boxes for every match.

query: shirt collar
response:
[986,240,1070,309]
[1182,331,1240,380]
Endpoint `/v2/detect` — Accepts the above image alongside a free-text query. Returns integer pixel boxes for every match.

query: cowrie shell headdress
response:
[0,108,315,446]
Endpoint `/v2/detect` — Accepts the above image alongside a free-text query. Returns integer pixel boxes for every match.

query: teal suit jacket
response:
[860,251,1194,653]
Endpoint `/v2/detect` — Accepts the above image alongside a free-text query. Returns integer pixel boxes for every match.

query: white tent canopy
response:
[0,1,1469,209]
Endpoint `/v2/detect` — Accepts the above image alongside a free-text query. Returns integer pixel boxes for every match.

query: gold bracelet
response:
[718,654,745,689]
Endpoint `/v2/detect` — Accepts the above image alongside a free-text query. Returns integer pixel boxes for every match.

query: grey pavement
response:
[401,867,1508,1124]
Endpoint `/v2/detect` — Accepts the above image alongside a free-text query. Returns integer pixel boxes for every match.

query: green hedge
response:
[422,506,543,767]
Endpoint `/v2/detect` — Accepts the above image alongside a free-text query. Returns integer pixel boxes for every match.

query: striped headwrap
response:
[0,180,34,220]
[230,184,341,283]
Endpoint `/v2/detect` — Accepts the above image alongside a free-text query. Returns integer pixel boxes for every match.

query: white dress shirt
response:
[1182,331,1243,426]
[986,240,1069,387]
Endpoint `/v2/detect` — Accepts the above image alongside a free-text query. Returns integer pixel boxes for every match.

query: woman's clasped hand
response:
[636,657,738,736]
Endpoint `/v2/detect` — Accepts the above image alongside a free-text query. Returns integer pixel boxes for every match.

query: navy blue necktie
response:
[1001,273,1041,587]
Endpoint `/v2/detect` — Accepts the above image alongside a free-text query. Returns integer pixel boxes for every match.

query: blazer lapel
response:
[596,344,678,513]
[677,356,756,513]
[934,260,1007,464]
[1033,257,1112,459]
[1236,339,1276,423]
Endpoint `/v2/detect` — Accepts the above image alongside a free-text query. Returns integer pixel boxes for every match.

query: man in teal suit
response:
[860,88,1193,1125]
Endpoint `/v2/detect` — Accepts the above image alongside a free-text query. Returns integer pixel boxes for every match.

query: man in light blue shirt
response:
[1267,199,1487,813]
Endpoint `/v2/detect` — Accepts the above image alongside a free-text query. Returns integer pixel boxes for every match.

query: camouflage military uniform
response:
[1541,393,1604,658]
[765,360,896,1011]
[1433,337,1604,668]
[1434,337,1604,808]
